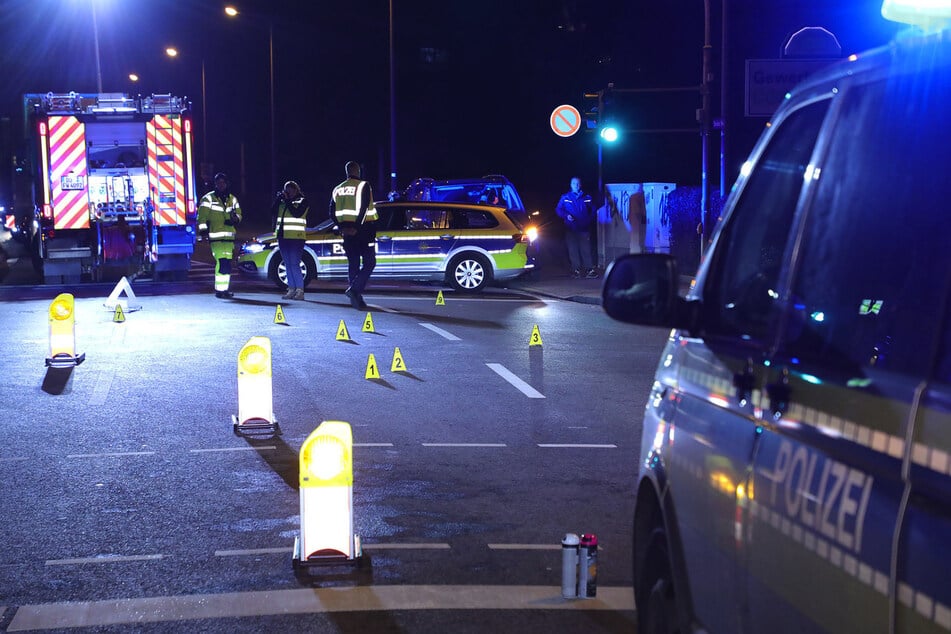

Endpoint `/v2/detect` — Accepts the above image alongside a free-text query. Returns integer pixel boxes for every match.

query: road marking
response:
[362,543,452,550]
[0,457,29,462]
[45,554,164,566]
[353,443,394,447]
[537,444,618,449]
[418,322,461,341]
[485,363,545,399]
[422,443,507,448]
[7,585,635,630]
[66,451,156,459]
[567,426,589,429]
[88,366,115,408]
[488,544,560,551]
[189,446,276,454]
[215,548,292,557]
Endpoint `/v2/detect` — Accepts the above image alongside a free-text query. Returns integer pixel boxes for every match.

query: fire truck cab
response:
[26,91,198,283]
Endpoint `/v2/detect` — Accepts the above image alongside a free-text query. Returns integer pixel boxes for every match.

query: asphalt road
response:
[0,261,668,632]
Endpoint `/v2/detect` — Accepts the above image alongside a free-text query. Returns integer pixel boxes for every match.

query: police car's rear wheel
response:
[637,528,680,634]
[448,253,491,292]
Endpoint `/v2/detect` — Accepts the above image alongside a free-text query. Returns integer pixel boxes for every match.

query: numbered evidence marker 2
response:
[391,347,407,373]
[529,324,543,347]
[46,293,85,367]
[362,312,374,333]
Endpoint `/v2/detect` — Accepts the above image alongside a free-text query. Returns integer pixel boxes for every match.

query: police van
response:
[602,2,951,632]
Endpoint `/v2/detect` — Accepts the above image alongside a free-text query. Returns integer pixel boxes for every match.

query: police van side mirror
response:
[601,254,697,330]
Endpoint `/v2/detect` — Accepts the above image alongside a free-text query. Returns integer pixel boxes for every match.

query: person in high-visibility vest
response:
[270,180,310,300]
[197,172,242,298]
[331,161,378,310]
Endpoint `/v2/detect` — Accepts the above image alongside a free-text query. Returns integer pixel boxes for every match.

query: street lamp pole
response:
[700,0,713,253]
[269,20,276,196]
[389,0,397,195]
[91,0,103,93]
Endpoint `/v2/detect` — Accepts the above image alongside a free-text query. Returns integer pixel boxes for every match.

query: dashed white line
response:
[418,322,461,341]
[189,446,276,454]
[537,444,617,449]
[66,451,156,459]
[354,443,395,447]
[487,544,560,551]
[485,363,545,399]
[215,548,292,557]
[45,554,163,566]
[362,543,452,550]
[422,443,507,448]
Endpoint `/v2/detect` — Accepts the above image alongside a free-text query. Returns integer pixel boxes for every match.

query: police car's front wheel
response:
[637,528,681,634]
[448,253,491,292]
[269,252,316,290]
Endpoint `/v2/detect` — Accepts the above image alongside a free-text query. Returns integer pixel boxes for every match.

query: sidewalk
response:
[506,272,604,305]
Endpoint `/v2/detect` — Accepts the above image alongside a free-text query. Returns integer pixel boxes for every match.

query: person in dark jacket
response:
[555,177,597,278]
[270,180,310,300]
[330,162,378,310]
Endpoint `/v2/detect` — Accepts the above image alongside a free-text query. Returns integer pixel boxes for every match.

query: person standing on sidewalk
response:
[331,161,378,310]
[271,180,310,300]
[556,177,597,278]
[197,172,242,298]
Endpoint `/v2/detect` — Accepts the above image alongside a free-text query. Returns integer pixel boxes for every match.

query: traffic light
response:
[582,92,600,130]
[600,126,619,142]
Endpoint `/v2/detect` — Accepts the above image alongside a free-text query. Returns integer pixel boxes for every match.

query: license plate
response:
[61,174,86,191]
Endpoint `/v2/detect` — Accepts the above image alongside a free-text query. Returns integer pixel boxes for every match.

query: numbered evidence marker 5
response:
[362,312,375,333]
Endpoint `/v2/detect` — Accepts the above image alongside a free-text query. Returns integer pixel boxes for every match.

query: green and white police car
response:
[603,1,951,632]
[237,200,537,292]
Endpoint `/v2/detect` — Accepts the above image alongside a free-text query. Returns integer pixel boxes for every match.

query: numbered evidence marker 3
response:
[529,324,543,347]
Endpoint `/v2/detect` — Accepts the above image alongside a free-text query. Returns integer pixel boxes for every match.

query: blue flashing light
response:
[791,357,800,364]
[882,0,951,30]
[810,311,825,322]
[800,373,822,385]
[600,126,619,142]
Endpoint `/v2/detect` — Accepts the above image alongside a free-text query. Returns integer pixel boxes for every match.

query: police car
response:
[602,1,951,632]
[237,200,537,292]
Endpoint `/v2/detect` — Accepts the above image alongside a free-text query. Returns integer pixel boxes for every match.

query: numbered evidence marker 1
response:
[529,324,543,347]
[365,353,380,380]
[435,290,446,306]
[391,346,407,373]
[113,304,126,323]
[274,304,286,324]
[336,319,351,341]
[362,312,374,333]
[46,293,85,367]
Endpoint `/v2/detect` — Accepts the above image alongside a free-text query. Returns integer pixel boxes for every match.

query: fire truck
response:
[23,92,198,283]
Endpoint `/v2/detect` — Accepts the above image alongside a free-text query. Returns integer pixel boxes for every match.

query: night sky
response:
[1,0,900,221]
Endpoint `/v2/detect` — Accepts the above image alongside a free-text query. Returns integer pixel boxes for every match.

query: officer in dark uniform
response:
[330,161,378,310]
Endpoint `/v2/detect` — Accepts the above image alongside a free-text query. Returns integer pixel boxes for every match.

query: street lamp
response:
[225,5,277,196]
[165,46,208,165]
[389,0,397,195]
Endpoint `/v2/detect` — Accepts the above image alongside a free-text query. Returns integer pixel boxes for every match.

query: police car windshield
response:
[406,182,526,212]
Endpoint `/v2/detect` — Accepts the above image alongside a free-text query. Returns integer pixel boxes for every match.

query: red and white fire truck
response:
[24,92,198,282]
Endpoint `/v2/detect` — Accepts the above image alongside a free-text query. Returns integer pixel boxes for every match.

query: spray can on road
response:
[578,533,598,598]
[561,533,580,598]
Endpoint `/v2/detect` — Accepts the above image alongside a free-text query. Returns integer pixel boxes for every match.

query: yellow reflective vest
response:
[274,196,309,240]
[331,178,378,228]
[197,191,242,242]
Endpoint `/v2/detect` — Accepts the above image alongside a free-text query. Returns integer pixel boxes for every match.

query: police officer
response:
[197,172,242,298]
[330,161,377,310]
[270,180,310,300]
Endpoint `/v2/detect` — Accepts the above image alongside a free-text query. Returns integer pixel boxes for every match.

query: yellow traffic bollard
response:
[46,293,85,367]
[232,336,279,435]
[293,421,362,571]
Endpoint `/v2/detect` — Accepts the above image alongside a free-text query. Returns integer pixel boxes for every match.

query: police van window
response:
[783,72,951,377]
[703,99,831,343]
